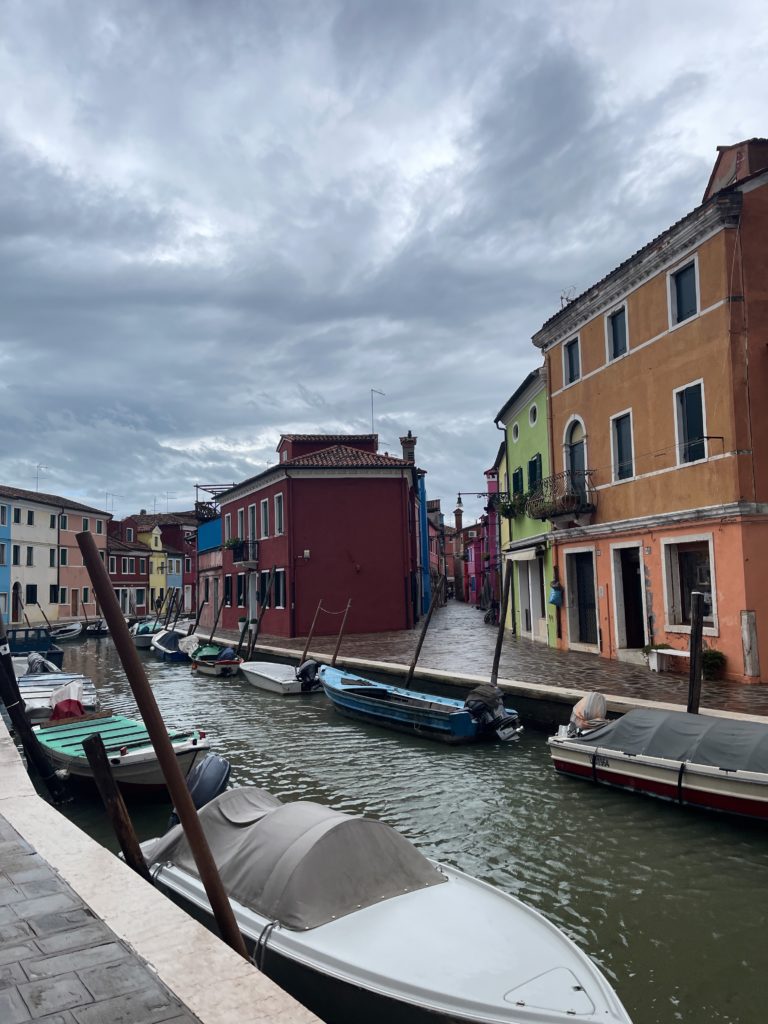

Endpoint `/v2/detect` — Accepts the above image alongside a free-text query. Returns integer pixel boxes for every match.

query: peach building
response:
[531,139,768,683]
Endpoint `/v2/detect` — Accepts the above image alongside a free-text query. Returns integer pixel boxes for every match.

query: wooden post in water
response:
[247,567,275,660]
[687,591,704,715]
[189,597,207,636]
[0,611,69,804]
[35,602,54,631]
[330,600,351,667]
[490,561,513,688]
[207,596,226,644]
[82,734,151,882]
[300,599,323,664]
[235,615,250,658]
[76,531,248,960]
[404,578,445,689]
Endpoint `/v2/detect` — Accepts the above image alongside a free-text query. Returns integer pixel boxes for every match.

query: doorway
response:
[566,550,598,646]
[613,546,645,650]
[12,582,22,622]
[71,588,79,618]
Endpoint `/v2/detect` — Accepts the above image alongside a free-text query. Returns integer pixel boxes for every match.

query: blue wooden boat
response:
[319,666,522,745]
[6,626,64,668]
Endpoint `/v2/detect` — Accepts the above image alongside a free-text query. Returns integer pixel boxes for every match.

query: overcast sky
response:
[1,1,766,525]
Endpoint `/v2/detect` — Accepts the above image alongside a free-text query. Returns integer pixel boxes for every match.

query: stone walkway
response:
[0,814,199,1024]
[231,600,768,717]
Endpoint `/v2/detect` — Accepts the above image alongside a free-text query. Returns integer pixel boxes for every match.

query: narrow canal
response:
[58,638,767,1024]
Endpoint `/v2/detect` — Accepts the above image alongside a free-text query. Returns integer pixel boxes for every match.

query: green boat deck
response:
[36,715,196,757]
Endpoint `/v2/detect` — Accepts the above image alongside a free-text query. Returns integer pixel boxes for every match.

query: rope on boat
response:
[253,919,278,970]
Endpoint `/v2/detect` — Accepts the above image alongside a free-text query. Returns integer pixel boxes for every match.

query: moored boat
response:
[320,665,522,744]
[191,644,243,678]
[49,621,84,641]
[6,626,64,668]
[130,618,165,649]
[150,627,191,662]
[16,675,98,724]
[240,659,321,695]
[548,695,768,820]
[142,787,632,1024]
[35,713,209,793]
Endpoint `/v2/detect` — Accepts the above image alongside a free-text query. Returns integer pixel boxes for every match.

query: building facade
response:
[107,536,151,616]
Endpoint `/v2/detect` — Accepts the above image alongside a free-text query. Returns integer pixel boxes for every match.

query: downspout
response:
[417,472,431,614]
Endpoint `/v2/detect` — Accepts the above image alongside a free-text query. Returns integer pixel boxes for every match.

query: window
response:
[0,506,6,526]
[140,558,146,573]
[59,587,68,605]
[49,513,56,529]
[612,412,634,481]
[260,499,269,538]
[128,558,135,574]
[607,306,627,359]
[224,513,232,542]
[49,548,56,567]
[126,527,134,542]
[248,504,256,540]
[675,382,706,464]
[136,588,146,606]
[663,537,715,629]
[564,338,580,384]
[27,510,34,526]
[512,468,524,495]
[237,508,244,542]
[13,507,21,524]
[82,518,89,531]
[511,423,519,443]
[274,569,286,609]
[122,557,128,574]
[204,577,210,601]
[528,403,538,426]
[26,546,33,566]
[259,571,272,607]
[83,586,89,605]
[49,584,58,604]
[274,494,284,536]
[185,557,191,573]
[527,453,542,491]
[670,261,697,324]
[237,573,246,607]
[224,574,232,607]
[0,543,5,566]
[96,520,103,534]
[60,513,68,530]
[109,555,116,573]
[12,545,20,566]
[153,535,159,548]
[25,584,37,605]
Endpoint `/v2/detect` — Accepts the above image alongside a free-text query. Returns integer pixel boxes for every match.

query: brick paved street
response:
[238,599,768,717]
[0,815,200,1024]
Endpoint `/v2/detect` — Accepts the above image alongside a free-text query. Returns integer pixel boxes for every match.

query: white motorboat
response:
[240,660,321,695]
[130,619,166,649]
[143,788,631,1024]
[49,621,84,641]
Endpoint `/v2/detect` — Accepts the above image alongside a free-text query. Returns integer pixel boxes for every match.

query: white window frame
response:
[660,532,718,636]
[26,546,34,567]
[96,520,103,534]
[561,415,589,478]
[274,568,286,609]
[49,513,56,529]
[667,253,700,330]
[609,542,648,650]
[562,335,581,387]
[237,572,246,607]
[59,586,68,605]
[274,493,284,536]
[260,499,269,538]
[60,513,68,530]
[0,506,6,526]
[128,557,136,574]
[49,548,56,568]
[511,423,519,443]
[27,509,35,526]
[224,513,232,542]
[122,557,128,574]
[237,508,244,542]
[673,378,708,467]
[109,555,117,574]
[126,527,134,542]
[136,588,146,606]
[609,408,635,483]
[0,593,6,614]
[0,543,5,566]
[140,558,146,573]
[83,586,89,605]
[12,545,20,566]
[82,517,89,532]
[604,302,629,362]
[224,573,232,607]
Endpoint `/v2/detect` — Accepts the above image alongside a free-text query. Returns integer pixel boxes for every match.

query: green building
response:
[494,367,556,645]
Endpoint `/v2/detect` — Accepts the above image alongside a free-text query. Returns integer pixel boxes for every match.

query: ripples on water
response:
[58,640,768,1024]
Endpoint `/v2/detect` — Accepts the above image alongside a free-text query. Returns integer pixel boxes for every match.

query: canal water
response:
[57,638,767,1024]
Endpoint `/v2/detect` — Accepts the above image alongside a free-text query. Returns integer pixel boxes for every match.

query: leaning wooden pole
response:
[0,611,69,804]
[35,601,53,631]
[76,532,248,960]
[489,560,513,687]
[83,734,151,882]
[330,599,352,668]
[687,591,704,715]
[299,599,323,664]
[207,596,226,644]
[247,568,275,660]
[404,578,445,689]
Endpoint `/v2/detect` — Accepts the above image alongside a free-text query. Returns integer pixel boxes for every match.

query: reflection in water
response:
[57,639,768,1024]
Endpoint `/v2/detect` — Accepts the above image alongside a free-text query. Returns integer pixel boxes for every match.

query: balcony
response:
[230,539,259,566]
[525,471,596,525]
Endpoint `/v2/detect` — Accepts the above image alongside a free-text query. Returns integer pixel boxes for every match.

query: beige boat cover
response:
[146,787,446,930]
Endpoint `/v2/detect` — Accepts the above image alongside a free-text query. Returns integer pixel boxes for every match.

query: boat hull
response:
[192,660,242,678]
[133,633,155,649]
[548,738,768,821]
[240,662,306,695]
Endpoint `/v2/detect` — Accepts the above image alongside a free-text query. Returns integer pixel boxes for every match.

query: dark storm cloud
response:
[0,0,762,522]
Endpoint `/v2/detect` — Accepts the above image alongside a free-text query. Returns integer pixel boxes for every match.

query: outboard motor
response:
[167,753,231,830]
[567,692,608,737]
[464,684,522,741]
[296,660,322,693]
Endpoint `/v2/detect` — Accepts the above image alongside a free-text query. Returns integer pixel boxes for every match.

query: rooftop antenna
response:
[165,492,176,513]
[35,464,49,491]
[560,286,576,308]
[105,492,123,513]
[370,388,385,434]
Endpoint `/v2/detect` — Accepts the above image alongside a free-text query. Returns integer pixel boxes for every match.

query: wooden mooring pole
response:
[490,560,513,687]
[330,600,351,668]
[76,531,249,960]
[82,734,152,882]
[300,599,323,664]
[247,567,275,660]
[404,578,445,689]
[687,591,704,715]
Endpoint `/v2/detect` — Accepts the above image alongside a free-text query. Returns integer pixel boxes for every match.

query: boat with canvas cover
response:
[320,665,522,744]
[35,713,209,792]
[142,787,631,1024]
[150,626,192,662]
[49,621,84,641]
[130,618,167,649]
[548,693,768,820]
[240,659,322,695]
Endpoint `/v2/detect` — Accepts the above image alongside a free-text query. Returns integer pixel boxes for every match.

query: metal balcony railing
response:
[231,539,259,565]
[525,470,596,521]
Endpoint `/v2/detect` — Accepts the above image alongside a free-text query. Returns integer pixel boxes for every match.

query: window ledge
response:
[668,311,700,332]
[664,623,718,637]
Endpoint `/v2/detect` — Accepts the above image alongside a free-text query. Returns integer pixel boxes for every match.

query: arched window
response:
[564,419,587,500]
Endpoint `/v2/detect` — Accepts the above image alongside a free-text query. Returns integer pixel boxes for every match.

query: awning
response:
[505,548,538,562]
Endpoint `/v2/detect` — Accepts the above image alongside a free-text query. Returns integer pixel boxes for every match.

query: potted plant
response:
[224,536,241,550]
[702,648,726,681]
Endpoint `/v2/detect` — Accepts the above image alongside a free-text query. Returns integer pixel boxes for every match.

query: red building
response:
[206,433,422,638]
[107,535,151,616]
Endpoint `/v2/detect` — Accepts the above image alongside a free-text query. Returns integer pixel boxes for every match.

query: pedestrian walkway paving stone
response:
[228,599,768,717]
[0,815,201,1024]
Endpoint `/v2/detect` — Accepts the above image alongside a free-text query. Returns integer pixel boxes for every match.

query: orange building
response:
[530,139,768,683]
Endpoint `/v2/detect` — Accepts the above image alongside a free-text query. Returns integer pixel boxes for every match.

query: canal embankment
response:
[0,720,319,1024]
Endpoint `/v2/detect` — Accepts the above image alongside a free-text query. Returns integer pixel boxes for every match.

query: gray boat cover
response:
[146,787,446,930]
[570,708,768,774]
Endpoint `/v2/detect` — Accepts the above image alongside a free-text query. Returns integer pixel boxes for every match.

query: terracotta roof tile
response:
[286,444,410,469]
[280,434,378,443]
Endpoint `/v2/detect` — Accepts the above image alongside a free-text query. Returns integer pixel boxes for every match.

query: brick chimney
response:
[400,430,417,464]
[454,503,463,532]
